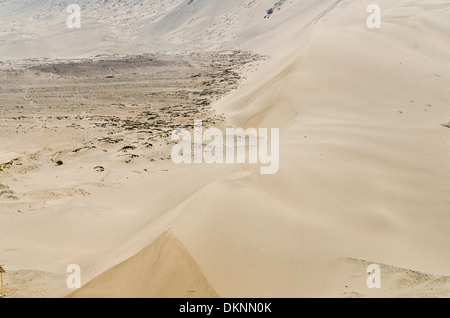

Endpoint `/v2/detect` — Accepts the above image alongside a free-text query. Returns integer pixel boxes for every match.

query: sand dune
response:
[71,0,450,298]
[69,232,218,298]
[1,0,449,298]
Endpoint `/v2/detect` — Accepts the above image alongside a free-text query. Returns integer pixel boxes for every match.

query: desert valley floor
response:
[0,0,449,298]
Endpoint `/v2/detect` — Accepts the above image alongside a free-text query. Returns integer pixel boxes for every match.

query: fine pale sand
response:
[68,232,218,298]
[1,0,449,298]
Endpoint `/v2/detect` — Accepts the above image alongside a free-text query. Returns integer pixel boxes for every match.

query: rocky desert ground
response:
[0,0,449,298]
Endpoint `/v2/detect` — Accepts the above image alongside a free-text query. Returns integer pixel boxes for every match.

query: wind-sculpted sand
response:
[0,51,262,297]
[0,0,449,298]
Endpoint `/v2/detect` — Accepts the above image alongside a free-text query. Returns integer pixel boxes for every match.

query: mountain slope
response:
[0,0,339,59]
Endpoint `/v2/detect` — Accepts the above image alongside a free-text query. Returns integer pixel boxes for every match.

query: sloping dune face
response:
[1,0,449,298]
[74,0,450,297]
[69,232,218,298]
[178,0,450,297]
